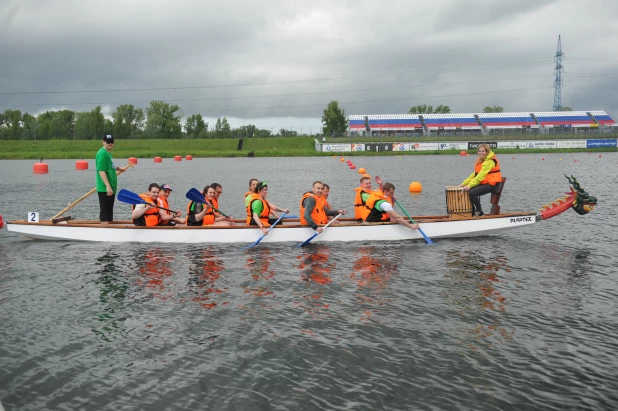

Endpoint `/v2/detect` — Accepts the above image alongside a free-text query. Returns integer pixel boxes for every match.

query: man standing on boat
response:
[365,182,419,230]
[300,181,345,233]
[96,134,124,225]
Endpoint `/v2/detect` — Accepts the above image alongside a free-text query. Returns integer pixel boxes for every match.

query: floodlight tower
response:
[553,35,563,111]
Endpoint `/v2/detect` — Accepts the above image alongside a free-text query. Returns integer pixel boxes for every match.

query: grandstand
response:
[348,110,616,137]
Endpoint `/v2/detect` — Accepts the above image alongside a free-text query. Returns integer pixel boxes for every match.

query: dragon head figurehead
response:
[565,175,597,215]
[539,175,597,220]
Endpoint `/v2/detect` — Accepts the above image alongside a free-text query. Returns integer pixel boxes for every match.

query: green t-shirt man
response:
[96,146,117,194]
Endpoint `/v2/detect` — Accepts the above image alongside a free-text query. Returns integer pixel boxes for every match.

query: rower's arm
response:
[386,209,418,229]
[131,204,149,219]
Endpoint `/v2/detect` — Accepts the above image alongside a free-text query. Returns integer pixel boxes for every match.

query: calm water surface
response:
[1,153,617,410]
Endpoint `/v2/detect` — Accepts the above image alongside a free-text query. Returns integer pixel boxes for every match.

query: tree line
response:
[0,100,309,140]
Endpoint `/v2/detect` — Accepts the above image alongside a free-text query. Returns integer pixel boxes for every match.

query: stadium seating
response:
[422,114,480,129]
[477,112,536,127]
[349,114,423,130]
[590,111,616,126]
[532,111,594,126]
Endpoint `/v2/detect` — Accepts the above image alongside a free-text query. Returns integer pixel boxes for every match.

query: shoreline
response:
[0,137,616,159]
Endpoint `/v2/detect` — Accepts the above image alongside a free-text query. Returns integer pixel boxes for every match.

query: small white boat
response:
[4,176,597,244]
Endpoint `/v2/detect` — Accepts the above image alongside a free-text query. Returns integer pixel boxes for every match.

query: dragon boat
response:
[4,176,597,244]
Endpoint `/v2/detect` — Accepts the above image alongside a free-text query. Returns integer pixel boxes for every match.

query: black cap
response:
[103,134,115,143]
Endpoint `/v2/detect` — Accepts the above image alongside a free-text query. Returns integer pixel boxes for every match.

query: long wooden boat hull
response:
[6,212,539,243]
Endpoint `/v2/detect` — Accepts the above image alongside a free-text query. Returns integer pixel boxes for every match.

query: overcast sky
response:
[1,0,617,131]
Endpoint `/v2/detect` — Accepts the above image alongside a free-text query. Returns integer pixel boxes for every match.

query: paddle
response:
[117,189,177,213]
[50,162,134,220]
[296,213,343,248]
[395,199,434,244]
[245,211,289,249]
[185,188,232,218]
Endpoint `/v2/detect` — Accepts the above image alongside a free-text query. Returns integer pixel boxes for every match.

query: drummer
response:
[460,144,502,217]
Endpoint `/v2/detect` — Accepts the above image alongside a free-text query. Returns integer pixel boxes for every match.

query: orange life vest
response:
[245,193,260,224]
[212,197,220,216]
[247,197,271,226]
[365,190,393,222]
[354,187,372,221]
[475,155,502,186]
[186,200,215,226]
[321,196,332,210]
[300,192,327,226]
[133,194,161,226]
[158,196,171,225]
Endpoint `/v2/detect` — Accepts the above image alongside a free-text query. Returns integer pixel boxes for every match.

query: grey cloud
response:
[1,0,617,128]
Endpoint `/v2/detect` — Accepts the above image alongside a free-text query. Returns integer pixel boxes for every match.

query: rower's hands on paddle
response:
[174,210,182,218]
[316,227,324,234]
[260,226,269,235]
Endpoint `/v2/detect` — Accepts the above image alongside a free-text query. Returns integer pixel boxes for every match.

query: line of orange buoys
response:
[333,156,423,193]
[32,153,194,174]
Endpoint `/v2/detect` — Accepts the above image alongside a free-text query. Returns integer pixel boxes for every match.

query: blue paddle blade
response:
[186,188,205,203]
[117,189,146,205]
[419,228,434,244]
[296,232,318,247]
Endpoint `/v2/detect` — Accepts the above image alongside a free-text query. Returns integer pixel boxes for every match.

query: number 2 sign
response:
[28,212,39,223]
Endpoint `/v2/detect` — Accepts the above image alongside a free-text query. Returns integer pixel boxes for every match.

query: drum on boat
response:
[445,186,473,219]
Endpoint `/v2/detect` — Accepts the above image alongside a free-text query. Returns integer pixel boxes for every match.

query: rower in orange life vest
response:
[321,183,336,221]
[459,143,502,217]
[244,178,259,208]
[365,182,419,230]
[354,175,384,222]
[158,183,185,226]
[210,183,235,225]
[300,181,345,233]
[131,183,181,226]
[248,181,289,236]
[186,186,215,226]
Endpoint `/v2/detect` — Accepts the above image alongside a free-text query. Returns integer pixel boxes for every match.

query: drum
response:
[445,186,473,218]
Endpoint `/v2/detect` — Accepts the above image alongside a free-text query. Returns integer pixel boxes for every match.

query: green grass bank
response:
[0,135,616,160]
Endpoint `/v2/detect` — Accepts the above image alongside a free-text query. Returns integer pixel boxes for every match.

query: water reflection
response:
[350,246,401,323]
[92,251,129,342]
[0,245,11,305]
[444,250,512,351]
[134,248,175,301]
[244,248,276,298]
[187,246,226,309]
[294,245,335,320]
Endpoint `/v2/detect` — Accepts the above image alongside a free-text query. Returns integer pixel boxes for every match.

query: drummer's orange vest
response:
[354,187,372,221]
[365,191,393,222]
[133,194,161,226]
[475,155,502,186]
[247,197,271,226]
[300,192,327,226]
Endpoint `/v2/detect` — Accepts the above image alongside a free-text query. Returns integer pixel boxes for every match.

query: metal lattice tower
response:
[553,35,563,111]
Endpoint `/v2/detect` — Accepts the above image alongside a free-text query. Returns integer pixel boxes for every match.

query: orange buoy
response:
[33,160,48,174]
[332,156,336,158]
[154,156,163,163]
[129,156,138,165]
[75,159,88,170]
[350,165,356,170]
[599,155,602,158]
[186,155,193,160]
[409,182,423,192]
[541,158,545,161]
[460,151,467,156]
[174,155,182,161]
[358,167,366,174]
[340,157,345,162]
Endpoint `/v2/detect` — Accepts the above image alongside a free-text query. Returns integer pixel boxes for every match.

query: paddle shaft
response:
[297,213,343,247]
[246,211,288,249]
[50,163,133,220]
[395,199,434,244]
